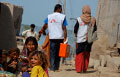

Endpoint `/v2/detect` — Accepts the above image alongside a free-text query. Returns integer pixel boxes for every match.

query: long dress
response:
[74,17,92,73]
[75,42,91,72]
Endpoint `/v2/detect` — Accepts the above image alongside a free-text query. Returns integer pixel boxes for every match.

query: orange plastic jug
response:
[59,43,70,58]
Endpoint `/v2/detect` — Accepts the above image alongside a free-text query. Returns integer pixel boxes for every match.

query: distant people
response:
[22,24,39,42]
[7,48,20,74]
[29,51,49,77]
[39,4,68,71]
[74,5,97,73]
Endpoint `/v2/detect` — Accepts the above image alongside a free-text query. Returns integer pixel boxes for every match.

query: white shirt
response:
[48,12,65,39]
[22,29,39,41]
[76,17,89,43]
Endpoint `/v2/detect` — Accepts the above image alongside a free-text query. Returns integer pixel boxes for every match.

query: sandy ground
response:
[48,61,120,77]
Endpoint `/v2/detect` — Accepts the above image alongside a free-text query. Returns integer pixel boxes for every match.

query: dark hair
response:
[9,48,20,55]
[0,50,8,59]
[22,63,28,67]
[25,36,38,49]
[54,4,62,12]
[30,24,35,28]
[0,50,8,55]
[29,51,49,70]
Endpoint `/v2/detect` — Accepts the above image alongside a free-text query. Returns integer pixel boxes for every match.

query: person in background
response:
[0,50,8,71]
[39,4,68,71]
[74,5,96,73]
[22,24,39,59]
[7,48,20,74]
[22,24,39,42]
[29,51,49,77]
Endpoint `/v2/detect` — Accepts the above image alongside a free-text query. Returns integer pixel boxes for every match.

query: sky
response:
[0,0,98,30]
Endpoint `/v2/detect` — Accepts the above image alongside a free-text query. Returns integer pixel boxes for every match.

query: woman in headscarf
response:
[74,5,96,73]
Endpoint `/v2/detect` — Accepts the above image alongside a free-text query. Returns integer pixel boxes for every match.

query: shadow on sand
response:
[65,68,97,73]
[85,70,97,73]
[65,69,76,71]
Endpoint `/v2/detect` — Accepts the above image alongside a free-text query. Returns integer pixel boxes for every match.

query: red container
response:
[59,43,70,58]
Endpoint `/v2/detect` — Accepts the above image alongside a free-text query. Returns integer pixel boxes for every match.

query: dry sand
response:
[48,61,120,77]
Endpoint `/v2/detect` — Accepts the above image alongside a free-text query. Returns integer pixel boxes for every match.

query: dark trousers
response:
[49,39,63,70]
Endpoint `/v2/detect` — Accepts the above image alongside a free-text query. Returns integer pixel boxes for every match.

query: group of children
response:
[0,36,49,77]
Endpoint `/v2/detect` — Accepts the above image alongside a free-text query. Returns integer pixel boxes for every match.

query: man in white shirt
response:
[39,4,68,71]
[22,24,39,42]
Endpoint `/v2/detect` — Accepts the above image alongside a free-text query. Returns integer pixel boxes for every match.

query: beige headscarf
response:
[80,5,91,24]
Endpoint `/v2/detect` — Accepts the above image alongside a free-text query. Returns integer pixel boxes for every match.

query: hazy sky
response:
[1,0,98,30]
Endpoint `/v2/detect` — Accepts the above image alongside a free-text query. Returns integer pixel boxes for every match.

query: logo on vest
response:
[80,22,85,26]
[50,19,56,23]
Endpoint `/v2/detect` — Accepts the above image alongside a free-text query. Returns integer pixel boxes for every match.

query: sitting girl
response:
[21,36,38,66]
[29,51,49,77]
[22,36,38,58]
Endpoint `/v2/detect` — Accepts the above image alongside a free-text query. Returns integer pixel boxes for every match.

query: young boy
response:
[7,48,20,74]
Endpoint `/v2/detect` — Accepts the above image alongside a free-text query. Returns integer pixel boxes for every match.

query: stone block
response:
[94,59,100,69]
[0,2,23,50]
[99,55,107,67]
[89,58,94,68]
[105,55,120,71]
